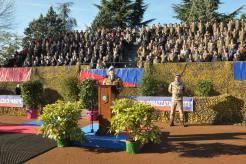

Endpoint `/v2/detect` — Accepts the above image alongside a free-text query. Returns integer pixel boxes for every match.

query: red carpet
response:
[0,125,38,134]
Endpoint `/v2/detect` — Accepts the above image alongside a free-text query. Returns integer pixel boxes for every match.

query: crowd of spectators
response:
[137,20,246,67]
[8,28,136,68]
[6,20,246,68]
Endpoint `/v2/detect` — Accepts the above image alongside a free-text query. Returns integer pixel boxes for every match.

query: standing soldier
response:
[168,73,187,127]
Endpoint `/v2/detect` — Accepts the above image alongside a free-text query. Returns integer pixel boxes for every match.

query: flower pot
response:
[126,141,141,154]
[26,108,38,119]
[57,138,70,147]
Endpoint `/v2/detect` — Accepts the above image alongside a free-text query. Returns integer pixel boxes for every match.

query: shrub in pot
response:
[21,80,43,119]
[38,101,85,147]
[79,79,98,120]
[110,99,161,154]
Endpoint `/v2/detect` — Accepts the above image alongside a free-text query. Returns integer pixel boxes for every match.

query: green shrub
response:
[21,80,43,109]
[61,76,80,102]
[38,101,85,142]
[195,80,213,96]
[79,79,98,109]
[140,74,162,96]
[110,99,161,144]
[158,94,245,125]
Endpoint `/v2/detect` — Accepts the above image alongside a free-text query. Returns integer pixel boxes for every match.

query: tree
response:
[0,32,22,65]
[240,13,246,20]
[0,0,15,31]
[92,0,154,29]
[130,0,155,27]
[92,0,133,29]
[173,0,220,22]
[173,0,244,23]
[219,5,245,22]
[56,2,77,31]
[22,7,65,48]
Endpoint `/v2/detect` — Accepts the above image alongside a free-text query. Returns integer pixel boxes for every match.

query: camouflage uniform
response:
[168,80,185,125]
[103,75,123,94]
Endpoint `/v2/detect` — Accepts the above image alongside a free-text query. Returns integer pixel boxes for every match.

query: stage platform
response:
[73,123,128,150]
[19,120,128,150]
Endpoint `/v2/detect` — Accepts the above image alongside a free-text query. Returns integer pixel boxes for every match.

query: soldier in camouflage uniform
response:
[168,73,186,127]
[103,66,123,94]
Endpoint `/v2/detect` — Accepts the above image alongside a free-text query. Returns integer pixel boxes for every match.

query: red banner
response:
[0,68,31,82]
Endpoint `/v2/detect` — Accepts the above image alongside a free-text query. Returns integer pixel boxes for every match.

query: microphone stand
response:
[90,82,100,134]
[90,99,94,133]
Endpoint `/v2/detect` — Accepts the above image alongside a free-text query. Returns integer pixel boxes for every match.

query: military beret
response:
[108,66,114,71]
[175,73,181,77]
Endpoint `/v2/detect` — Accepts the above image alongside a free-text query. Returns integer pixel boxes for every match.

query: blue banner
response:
[233,62,246,80]
[127,96,194,112]
[79,68,144,87]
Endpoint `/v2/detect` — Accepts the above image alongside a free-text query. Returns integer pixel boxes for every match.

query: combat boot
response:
[169,118,174,127]
[181,120,188,127]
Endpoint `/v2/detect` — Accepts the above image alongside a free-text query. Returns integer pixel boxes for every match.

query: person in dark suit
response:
[15,84,21,95]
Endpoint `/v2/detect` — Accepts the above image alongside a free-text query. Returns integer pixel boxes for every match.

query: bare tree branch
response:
[0,0,15,31]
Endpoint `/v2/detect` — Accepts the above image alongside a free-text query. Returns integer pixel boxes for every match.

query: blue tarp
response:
[233,62,246,80]
[79,68,144,87]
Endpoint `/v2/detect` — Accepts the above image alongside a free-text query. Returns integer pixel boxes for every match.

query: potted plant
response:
[38,101,85,147]
[79,79,98,121]
[110,99,161,154]
[21,80,43,119]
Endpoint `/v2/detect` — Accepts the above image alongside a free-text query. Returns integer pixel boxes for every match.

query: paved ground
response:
[1,116,246,164]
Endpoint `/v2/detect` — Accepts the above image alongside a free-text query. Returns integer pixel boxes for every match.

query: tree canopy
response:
[22,3,78,48]
[56,2,77,31]
[173,0,245,23]
[0,31,22,65]
[91,0,154,30]
[22,7,65,48]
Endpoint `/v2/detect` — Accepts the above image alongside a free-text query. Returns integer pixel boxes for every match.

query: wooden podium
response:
[97,85,117,135]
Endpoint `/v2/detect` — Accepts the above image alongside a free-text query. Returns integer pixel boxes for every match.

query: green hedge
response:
[0,107,26,116]
[158,94,245,125]
[145,62,246,97]
[1,62,246,123]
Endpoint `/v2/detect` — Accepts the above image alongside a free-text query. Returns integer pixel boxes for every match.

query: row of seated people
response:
[6,20,246,68]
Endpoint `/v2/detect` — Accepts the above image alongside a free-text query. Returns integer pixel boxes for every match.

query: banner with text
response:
[0,95,24,108]
[127,96,193,112]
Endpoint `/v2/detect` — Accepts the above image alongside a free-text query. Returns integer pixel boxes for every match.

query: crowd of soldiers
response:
[6,20,246,68]
[8,28,136,68]
[137,20,246,68]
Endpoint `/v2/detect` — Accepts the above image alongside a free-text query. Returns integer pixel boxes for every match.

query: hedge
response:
[0,62,246,124]
[0,107,26,116]
[145,62,246,97]
[158,94,246,125]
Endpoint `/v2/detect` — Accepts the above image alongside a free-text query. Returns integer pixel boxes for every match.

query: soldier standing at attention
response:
[168,73,187,127]
[103,66,123,94]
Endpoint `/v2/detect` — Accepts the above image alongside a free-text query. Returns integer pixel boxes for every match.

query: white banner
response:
[0,95,24,107]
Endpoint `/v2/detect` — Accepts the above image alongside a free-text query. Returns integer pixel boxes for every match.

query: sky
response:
[14,0,246,36]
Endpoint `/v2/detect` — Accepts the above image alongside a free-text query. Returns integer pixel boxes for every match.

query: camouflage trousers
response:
[170,100,184,122]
